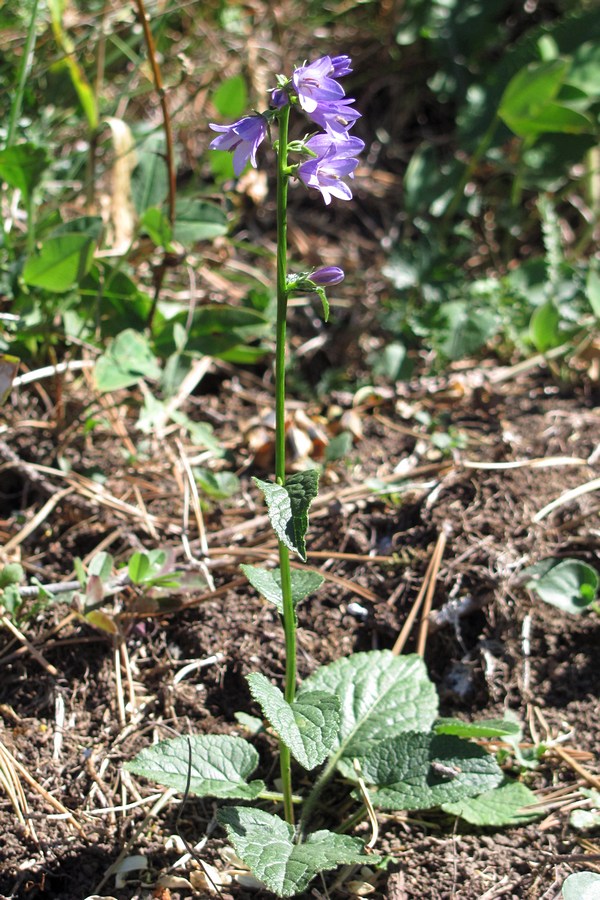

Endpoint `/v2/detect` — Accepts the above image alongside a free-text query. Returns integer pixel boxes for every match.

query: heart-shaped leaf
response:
[241,564,324,614]
[442,780,541,825]
[254,470,319,561]
[247,673,339,770]
[338,732,503,811]
[217,807,372,897]
[126,734,265,800]
[300,650,438,762]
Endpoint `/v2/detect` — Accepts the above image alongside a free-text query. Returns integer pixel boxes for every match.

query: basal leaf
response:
[300,651,438,762]
[94,329,161,391]
[247,673,340,770]
[131,132,168,214]
[241,564,324,614]
[23,234,96,293]
[217,807,372,897]
[254,470,319,561]
[212,74,248,118]
[339,732,503,811]
[173,199,228,245]
[126,734,265,800]
[435,718,521,739]
[442,780,541,826]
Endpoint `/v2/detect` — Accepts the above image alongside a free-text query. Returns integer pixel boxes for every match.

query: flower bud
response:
[271,88,288,108]
[310,266,345,286]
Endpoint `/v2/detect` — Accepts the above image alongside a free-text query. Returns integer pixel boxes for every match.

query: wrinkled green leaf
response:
[240,564,324,614]
[587,269,600,318]
[23,235,96,292]
[254,470,319,561]
[523,557,599,613]
[247,673,340,770]
[131,133,168,214]
[126,734,265,799]
[217,807,372,897]
[435,718,521,739]
[436,301,497,361]
[194,469,240,499]
[300,651,438,761]
[339,732,502,811]
[442,781,541,825]
[94,329,161,391]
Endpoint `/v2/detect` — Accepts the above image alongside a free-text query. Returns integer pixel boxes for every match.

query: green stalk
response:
[6,0,40,148]
[274,103,296,827]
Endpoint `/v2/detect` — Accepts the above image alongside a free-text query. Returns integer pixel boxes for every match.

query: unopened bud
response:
[310,266,345,286]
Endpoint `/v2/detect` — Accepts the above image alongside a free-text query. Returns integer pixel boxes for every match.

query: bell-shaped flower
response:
[292,56,345,114]
[298,146,360,205]
[307,97,361,136]
[209,114,268,176]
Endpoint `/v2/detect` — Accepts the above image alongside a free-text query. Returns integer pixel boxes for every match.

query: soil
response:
[0,359,599,900]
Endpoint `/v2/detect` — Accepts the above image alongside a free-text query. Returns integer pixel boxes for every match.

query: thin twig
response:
[416,529,447,656]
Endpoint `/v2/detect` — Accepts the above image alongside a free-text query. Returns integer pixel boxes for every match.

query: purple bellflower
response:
[330,55,353,77]
[298,146,360,205]
[209,114,268,176]
[307,97,361,136]
[292,56,345,113]
[310,266,345,286]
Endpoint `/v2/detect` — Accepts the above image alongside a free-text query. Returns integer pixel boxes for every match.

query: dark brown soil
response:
[0,364,599,900]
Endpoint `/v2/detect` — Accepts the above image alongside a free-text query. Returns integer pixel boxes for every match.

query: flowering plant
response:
[128,53,514,899]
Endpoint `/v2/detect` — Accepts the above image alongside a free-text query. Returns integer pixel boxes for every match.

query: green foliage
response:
[247,673,340,770]
[254,470,320,562]
[442,781,541,826]
[126,734,265,799]
[300,651,438,759]
[339,732,503,811]
[217,807,372,897]
[522,557,600,614]
[240,564,324,615]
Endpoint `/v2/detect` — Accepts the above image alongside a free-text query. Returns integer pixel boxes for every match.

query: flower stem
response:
[274,103,296,827]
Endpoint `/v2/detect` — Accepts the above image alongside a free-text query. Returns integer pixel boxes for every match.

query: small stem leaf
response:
[241,564,324,614]
[254,470,319,561]
[442,781,541,826]
[217,807,373,897]
[434,718,521,739]
[247,673,340,770]
[337,732,503,811]
[125,734,265,799]
[300,650,438,762]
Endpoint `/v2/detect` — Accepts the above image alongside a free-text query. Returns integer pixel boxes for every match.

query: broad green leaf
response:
[0,355,18,405]
[240,564,324,614]
[23,235,96,293]
[505,102,592,137]
[131,133,168,214]
[94,329,161,392]
[254,470,319,561]
[339,732,502,811]
[0,563,24,589]
[0,143,49,200]
[435,718,521,739]
[562,872,600,900]
[140,207,173,248]
[300,651,438,761]
[247,673,340,770]
[173,199,228,245]
[50,216,104,241]
[217,807,372,897]
[88,552,114,582]
[499,59,567,136]
[524,558,599,614]
[128,552,151,584]
[529,300,561,351]
[126,734,265,799]
[212,75,248,118]
[442,781,541,825]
